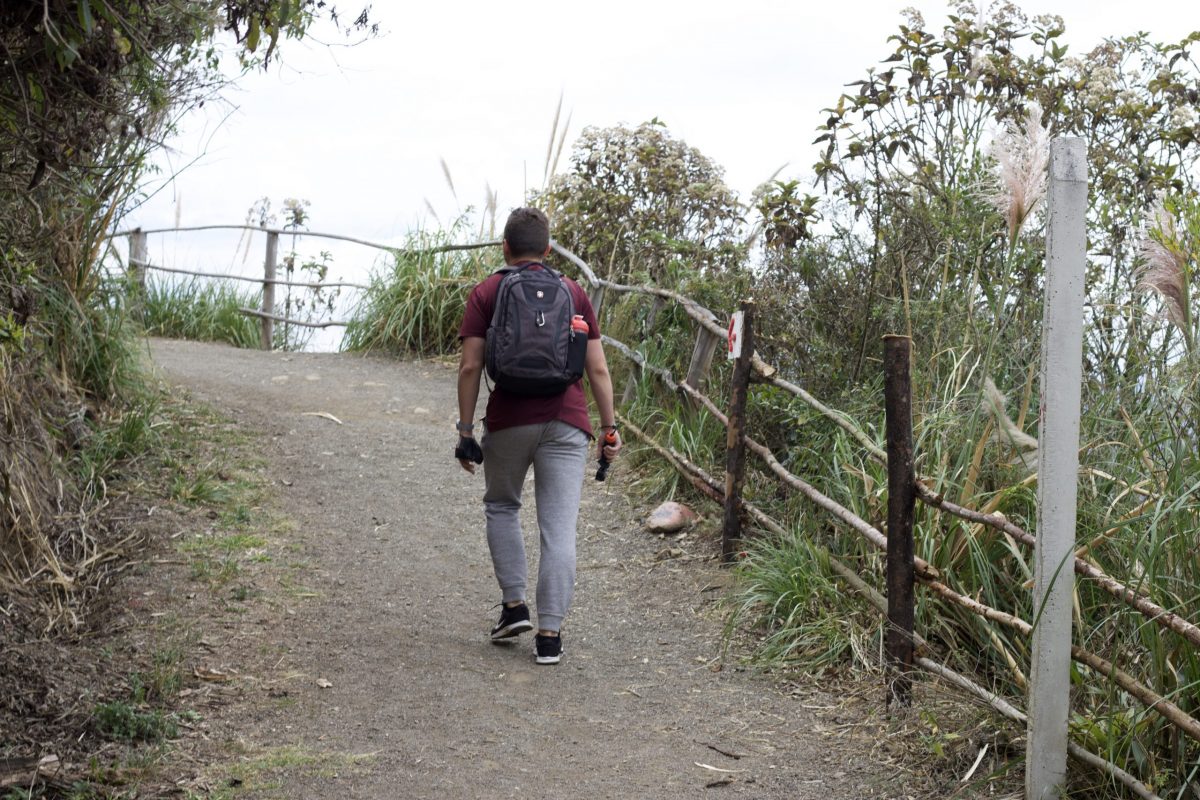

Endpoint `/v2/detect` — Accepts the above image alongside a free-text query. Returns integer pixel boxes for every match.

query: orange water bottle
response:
[568,314,588,375]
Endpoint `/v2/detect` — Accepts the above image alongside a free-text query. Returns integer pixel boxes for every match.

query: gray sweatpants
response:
[481,420,589,633]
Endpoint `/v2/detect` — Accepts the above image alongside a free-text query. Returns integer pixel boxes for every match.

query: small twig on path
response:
[960,743,988,783]
[700,742,747,760]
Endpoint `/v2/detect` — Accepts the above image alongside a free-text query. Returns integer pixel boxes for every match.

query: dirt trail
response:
[147,338,903,799]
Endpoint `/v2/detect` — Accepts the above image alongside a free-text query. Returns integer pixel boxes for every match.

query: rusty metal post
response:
[261,231,279,350]
[722,301,754,563]
[883,334,915,706]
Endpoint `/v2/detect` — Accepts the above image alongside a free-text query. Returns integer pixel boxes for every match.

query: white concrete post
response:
[1026,137,1087,799]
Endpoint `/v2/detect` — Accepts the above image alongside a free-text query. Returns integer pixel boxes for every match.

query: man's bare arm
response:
[584,339,621,460]
[456,337,486,473]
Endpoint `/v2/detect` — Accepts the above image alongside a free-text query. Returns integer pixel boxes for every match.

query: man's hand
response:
[598,428,622,462]
[456,435,483,473]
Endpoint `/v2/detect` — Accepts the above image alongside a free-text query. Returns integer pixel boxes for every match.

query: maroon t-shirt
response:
[459,263,600,436]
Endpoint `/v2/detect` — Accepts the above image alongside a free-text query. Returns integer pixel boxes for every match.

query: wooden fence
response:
[119,200,1191,797]
[121,224,447,349]
[555,240,1185,799]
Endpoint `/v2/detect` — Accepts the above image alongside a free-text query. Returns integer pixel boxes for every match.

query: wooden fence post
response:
[722,300,754,563]
[622,296,667,405]
[588,283,606,320]
[883,334,916,706]
[128,228,148,319]
[685,307,722,395]
[261,231,279,351]
[1027,137,1087,800]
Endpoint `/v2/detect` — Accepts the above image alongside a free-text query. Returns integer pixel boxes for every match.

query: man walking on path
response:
[455,207,621,665]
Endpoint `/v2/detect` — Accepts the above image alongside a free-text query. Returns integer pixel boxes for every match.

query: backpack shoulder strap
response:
[498,262,560,278]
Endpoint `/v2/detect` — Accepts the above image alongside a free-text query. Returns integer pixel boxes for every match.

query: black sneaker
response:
[535,633,562,665]
[490,603,534,641]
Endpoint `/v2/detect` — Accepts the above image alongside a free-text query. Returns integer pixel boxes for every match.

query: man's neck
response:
[505,254,544,266]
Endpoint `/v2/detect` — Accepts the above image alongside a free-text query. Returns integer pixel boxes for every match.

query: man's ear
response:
[541,244,551,257]
[502,240,512,259]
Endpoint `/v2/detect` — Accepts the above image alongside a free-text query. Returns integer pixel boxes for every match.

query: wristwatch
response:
[456,420,475,433]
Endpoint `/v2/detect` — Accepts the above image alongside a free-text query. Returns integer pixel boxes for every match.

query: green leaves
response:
[539,121,745,285]
[76,0,94,36]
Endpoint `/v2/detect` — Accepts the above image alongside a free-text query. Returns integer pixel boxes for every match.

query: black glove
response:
[455,436,483,464]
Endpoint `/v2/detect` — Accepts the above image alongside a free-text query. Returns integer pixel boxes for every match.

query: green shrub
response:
[93,700,177,743]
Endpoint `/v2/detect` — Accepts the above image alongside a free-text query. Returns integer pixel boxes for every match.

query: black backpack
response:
[485,263,587,396]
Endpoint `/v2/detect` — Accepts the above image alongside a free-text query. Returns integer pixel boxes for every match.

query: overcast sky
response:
[126,0,1192,282]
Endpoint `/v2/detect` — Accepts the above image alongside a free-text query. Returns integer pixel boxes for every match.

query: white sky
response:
[126,0,1193,286]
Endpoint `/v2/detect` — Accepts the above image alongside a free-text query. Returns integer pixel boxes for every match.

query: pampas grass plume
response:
[982,376,1039,465]
[1135,197,1192,345]
[988,102,1051,244]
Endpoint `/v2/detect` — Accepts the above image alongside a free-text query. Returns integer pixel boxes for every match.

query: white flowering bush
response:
[538,121,745,285]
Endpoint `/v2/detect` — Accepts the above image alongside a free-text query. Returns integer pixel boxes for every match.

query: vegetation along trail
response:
[147,337,905,799]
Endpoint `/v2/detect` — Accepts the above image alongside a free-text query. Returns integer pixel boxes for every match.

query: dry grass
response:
[0,348,110,632]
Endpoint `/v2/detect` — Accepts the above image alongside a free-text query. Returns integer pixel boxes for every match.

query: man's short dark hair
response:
[503,207,550,257]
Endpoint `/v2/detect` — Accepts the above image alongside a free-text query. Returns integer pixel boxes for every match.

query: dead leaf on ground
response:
[194,666,234,683]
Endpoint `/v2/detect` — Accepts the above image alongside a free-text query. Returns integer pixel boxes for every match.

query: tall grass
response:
[725,529,874,673]
[40,277,146,403]
[142,276,261,349]
[342,231,493,357]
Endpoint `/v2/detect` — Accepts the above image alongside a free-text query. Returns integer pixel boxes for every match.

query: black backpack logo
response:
[485,263,587,396]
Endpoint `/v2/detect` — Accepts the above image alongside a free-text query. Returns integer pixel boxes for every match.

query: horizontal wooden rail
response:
[598,247,1200,656]
[237,308,349,328]
[138,262,369,291]
[915,657,1161,800]
[549,240,599,284]
[915,482,1200,650]
[604,334,937,574]
[118,225,503,255]
[765,374,886,462]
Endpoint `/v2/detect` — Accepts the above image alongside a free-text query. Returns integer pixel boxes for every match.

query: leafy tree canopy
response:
[0,0,373,191]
